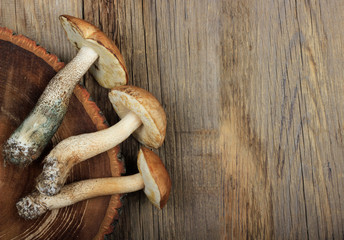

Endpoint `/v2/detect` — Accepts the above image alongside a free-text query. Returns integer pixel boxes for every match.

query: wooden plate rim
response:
[0,26,125,240]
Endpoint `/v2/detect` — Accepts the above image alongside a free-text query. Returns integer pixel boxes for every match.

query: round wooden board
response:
[0,27,125,240]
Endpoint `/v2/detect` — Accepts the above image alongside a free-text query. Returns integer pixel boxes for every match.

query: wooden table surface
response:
[1,1,344,239]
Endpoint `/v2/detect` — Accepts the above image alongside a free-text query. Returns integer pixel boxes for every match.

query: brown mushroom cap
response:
[137,147,171,209]
[59,15,128,88]
[109,85,167,148]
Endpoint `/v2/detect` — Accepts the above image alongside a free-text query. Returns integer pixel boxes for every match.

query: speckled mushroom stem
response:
[17,174,144,220]
[36,111,142,195]
[2,46,98,167]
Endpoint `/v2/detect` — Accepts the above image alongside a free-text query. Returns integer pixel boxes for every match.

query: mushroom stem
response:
[66,111,142,162]
[2,46,98,167]
[42,47,98,99]
[36,111,142,195]
[43,46,99,99]
[20,147,171,220]
[17,174,144,220]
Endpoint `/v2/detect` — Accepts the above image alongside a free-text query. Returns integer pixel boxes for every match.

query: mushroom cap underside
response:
[59,15,128,88]
[137,147,171,209]
[108,85,167,149]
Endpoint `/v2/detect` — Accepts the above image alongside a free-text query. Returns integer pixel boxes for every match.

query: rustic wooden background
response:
[1,0,344,239]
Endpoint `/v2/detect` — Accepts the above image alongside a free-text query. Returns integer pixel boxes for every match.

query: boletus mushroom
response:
[17,147,172,220]
[2,15,127,167]
[36,85,167,195]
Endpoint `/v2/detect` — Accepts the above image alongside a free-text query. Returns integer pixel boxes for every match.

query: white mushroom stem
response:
[60,111,142,162]
[44,46,98,99]
[2,46,98,167]
[17,174,144,220]
[36,111,142,195]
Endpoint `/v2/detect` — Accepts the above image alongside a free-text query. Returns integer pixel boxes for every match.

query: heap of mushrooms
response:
[9,14,171,221]
[17,147,172,220]
[2,15,127,167]
[35,85,167,196]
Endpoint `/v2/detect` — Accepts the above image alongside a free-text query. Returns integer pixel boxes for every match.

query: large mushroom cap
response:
[59,15,128,88]
[109,85,167,148]
[137,147,171,209]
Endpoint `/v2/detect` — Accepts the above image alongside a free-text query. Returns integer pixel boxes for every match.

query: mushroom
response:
[36,85,167,196]
[17,147,172,220]
[2,15,127,167]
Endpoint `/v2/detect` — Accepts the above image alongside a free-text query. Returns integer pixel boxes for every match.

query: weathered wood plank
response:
[221,0,344,239]
[0,0,82,61]
[1,0,344,239]
[83,0,222,239]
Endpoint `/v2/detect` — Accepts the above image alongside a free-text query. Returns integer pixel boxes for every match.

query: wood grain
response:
[0,0,82,62]
[0,27,123,239]
[2,0,344,239]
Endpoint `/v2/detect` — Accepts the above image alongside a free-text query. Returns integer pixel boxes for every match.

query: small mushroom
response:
[36,85,167,195]
[2,15,127,167]
[17,147,172,220]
